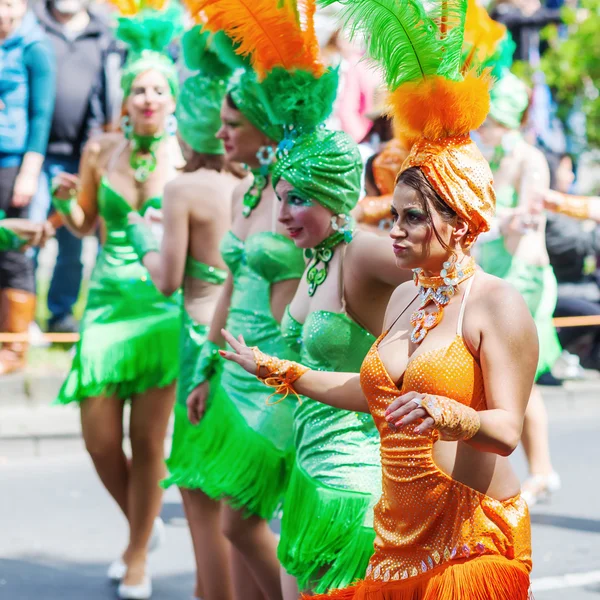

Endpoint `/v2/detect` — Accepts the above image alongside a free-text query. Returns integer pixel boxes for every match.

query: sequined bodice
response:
[97,176,161,265]
[282,307,381,497]
[282,307,375,372]
[220,230,305,284]
[357,333,531,582]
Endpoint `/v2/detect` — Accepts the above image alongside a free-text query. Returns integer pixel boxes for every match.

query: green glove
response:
[126,220,160,259]
[50,182,76,215]
[0,226,26,251]
[191,340,222,387]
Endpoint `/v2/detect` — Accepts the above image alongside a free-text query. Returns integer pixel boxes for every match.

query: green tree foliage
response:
[541,0,600,148]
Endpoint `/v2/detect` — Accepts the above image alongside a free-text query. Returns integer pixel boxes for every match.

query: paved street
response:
[0,389,599,599]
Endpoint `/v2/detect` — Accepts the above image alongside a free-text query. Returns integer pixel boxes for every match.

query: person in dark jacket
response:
[31,0,122,333]
[0,0,55,374]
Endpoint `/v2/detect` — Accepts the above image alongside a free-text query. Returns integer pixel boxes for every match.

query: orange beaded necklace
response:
[410,256,477,344]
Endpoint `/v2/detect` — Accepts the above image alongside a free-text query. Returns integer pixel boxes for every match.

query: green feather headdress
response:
[116,3,183,97]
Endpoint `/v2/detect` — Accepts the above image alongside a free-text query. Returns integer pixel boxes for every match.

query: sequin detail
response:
[357,331,532,583]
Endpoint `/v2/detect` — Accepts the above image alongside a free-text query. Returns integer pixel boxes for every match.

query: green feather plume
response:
[319,0,467,89]
[116,4,183,54]
[182,26,233,78]
[208,28,252,72]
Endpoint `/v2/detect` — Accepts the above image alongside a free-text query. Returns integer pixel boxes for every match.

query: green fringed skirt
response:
[56,250,181,403]
[279,461,377,594]
[168,379,293,518]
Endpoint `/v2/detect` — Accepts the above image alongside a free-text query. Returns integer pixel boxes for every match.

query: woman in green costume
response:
[181,29,305,600]
[476,70,562,508]
[51,7,183,599]
[270,97,410,598]
[126,27,245,600]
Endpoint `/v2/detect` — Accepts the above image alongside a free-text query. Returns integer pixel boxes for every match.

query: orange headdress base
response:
[389,73,495,244]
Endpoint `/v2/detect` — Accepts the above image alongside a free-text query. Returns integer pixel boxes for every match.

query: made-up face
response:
[125,69,175,136]
[276,178,333,249]
[216,97,272,168]
[389,182,465,273]
[555,155,575,194]
[0,0,26,39]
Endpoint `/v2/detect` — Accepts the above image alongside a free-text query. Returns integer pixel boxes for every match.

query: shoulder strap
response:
[457,275,475,336]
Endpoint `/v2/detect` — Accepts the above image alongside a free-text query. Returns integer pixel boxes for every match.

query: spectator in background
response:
[491,0,562,62]
[31,0,122,333]
[0,0,55,374]
[545,153,600,371]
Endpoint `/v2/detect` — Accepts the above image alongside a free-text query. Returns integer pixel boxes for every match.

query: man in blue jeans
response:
[31,0,122,332]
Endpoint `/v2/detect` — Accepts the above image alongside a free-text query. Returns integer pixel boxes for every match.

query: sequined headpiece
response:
[327,0,496,245]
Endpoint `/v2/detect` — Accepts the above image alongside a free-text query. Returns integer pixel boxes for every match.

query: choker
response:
[130,132,165,183]
[410,256,476,344]
[304,229,351,297]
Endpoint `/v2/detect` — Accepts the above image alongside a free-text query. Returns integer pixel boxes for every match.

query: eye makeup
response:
[287,190,314,207]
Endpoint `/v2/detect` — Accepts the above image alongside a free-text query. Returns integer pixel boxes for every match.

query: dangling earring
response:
[165,114,177,136]
[121,115,133,139]
[440,251,466,286]
[256,145,276,177]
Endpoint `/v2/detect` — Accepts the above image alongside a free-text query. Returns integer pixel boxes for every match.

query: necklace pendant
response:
[134,165,150,183]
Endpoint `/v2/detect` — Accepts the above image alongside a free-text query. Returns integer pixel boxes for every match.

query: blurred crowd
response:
[0,0,599,380]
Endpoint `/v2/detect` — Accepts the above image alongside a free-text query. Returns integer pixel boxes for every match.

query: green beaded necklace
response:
[242,168,269,217]
[130,132,165,183]
[304,230,347,297]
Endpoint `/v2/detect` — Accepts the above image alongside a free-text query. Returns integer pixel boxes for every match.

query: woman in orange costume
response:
[217,0,538,597]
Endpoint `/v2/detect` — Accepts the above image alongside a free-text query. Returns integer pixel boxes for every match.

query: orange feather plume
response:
[462,0,507,72]
[389,72,492,144]
[185,0,324,79]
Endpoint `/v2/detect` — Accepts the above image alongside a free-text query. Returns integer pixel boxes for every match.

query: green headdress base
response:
[489,71,529,130]
[177,27,234,155]
[273,128,362,216]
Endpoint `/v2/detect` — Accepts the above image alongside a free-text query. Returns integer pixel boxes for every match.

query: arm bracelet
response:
[421,394,481,441]
[191,340,222,387]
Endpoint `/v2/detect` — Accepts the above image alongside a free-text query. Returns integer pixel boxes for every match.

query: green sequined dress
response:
[280,307,381,593]
[162,256,228,490]
[57,177,181,403]
[478,187,562,377]
[195,230,305,519]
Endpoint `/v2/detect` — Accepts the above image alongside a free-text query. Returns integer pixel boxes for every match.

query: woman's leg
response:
[222,505,282,600]
[124,382,176,585]
[522,385,554,476]
[182,488,234,600]
[280,568,300,600]
[80,395,129,517]
[231,546,265,600]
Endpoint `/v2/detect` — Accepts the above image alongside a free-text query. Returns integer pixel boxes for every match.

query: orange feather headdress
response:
[324,0,496,245]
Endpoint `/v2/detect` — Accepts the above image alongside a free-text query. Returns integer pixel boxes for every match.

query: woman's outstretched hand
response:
[219,329,259,376]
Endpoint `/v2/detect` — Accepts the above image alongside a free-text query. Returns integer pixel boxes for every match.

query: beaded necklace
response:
[304,230,347,296]
[129,132,165,183]
[242,169,269,217]
[410,256,476,344]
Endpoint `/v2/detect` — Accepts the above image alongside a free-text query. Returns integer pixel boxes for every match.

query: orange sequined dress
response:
[313,281,532,600]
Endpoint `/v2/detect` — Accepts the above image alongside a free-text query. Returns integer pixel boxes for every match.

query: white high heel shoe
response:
[521,472,561,507]
[148,517,165,553]
[107,559,127,583]
[118,573,152,599]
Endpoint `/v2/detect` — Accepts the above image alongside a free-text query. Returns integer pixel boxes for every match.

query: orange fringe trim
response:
[307,556,533,600]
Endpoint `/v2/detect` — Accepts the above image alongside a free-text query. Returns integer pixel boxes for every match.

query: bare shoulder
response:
[469,271,536,336]
[383,279,418,328]
[83,132,124,168]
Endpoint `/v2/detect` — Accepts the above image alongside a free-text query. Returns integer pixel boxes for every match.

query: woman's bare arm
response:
[141,177,191,296]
